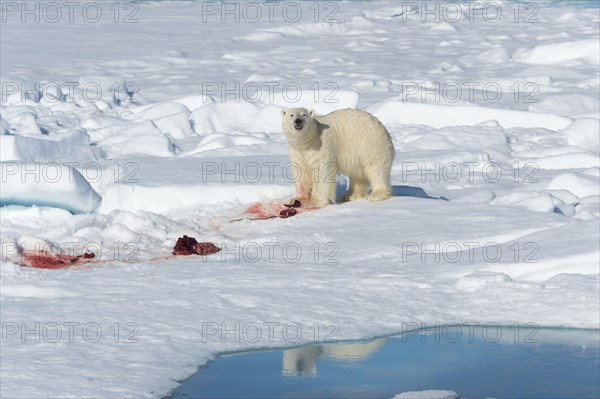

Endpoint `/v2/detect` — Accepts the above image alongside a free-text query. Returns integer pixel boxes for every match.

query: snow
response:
[391,391,459,399]
[546,172,600,198]
[0,135,105,163]
[370,100,573,130]
[0,163,101,214]
[1,1,599,398]
[530,93,600,117]
[513,39,600,66]
[559,118,600,153]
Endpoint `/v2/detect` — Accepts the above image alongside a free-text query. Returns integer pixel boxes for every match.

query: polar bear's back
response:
[316,108,394,176]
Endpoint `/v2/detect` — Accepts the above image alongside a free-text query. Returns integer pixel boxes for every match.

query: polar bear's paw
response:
[303,198,333,208]
[340,183,369,202]
[339,192,367,202]
[367,189,392,202]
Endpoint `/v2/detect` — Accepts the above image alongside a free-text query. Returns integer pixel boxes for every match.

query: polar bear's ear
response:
[309,109,315,117]
[281,109,287,117]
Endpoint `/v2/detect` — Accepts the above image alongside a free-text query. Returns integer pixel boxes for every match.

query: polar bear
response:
[281,107,395,207]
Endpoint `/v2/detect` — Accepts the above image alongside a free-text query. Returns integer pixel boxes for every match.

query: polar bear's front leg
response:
[290,173,312,204]
[306,161,337,207]
[287,151,313,205]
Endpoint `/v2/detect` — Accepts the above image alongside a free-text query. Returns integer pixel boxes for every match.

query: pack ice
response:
[0,1,598,398]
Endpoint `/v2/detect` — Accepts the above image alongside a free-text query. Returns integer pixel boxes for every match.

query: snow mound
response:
[430,22,457,32]
[129,102,190,120]
[456,271,513,293]
[513,39,600,65]
[190,102,282,135]
[529,94,600,118]
[186,133,271,154]
[401,123,511,161]
[172,94,215,111]
[77,76,135,106]
[520,152,600,170]
[392,390,459,399]
[97,120,176,157]
[0,205,73,231]
[368,100,571,130]
[560,119,600,154]
[575,195,600,220]
[239,18,374,40]
[152,112,195,139]
[492,191,559,213]
[460,47,509,66]
[0,162,101,213]
[547,173,599,199]
[498,192,558,213]
[127,102,195,139]
[1,106,91,144]
[0,135,105,163]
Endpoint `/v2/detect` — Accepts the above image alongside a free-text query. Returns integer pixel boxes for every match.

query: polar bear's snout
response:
[294,117,304,130]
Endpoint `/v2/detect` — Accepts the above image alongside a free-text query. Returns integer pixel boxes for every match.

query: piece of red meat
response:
[173,235,199,255]
[194,242,221,256]
[279,208,297,218]
[173,235,221,256]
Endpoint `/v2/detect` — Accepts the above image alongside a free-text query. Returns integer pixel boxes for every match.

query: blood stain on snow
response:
[243,203,277,219]
[242,201,307,221]
[21,252,96,269]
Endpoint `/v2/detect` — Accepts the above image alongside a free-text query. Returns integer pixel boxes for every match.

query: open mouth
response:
[294,118,303,130]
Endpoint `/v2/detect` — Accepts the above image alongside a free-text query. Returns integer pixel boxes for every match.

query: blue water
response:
[166,327,600,399]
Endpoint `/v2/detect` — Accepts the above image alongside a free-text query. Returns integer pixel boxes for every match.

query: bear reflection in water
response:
[282,338,386,376]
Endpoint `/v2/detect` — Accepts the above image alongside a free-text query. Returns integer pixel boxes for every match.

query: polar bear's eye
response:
[290,114,294,117]
[302,113,306,117]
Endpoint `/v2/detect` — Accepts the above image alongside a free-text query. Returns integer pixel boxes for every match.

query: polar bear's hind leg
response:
[340,179,369,202]
[365,165,392,202]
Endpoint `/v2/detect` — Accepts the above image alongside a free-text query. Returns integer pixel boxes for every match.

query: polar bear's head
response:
[281,107,315,134]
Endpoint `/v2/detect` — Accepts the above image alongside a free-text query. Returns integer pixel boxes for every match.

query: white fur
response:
[281,107,395,207]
